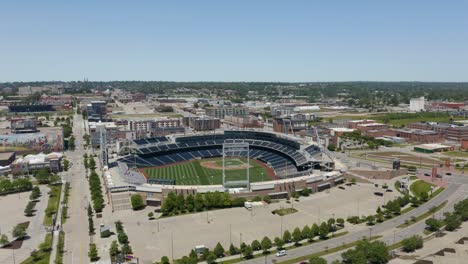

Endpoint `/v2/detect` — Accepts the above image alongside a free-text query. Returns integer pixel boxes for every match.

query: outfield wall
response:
[134,171,345,203]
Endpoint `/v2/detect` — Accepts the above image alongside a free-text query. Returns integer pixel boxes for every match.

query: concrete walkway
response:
[49,181,66,264]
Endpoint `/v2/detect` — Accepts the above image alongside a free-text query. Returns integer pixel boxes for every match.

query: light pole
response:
[240,233,243,260]
[171,231,174,263]
[369,228,373,239]
[280,215,283,236]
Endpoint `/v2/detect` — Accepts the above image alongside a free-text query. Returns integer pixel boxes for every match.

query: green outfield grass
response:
[143,157,272,185]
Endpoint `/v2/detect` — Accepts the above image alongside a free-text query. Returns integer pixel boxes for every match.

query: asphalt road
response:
[62,112,93,264]
[237,173,468,264]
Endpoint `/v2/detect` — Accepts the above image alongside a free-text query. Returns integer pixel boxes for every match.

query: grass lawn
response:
[44,184,62,226]
[20,233,53,264]
[430,187,444,198]
[444,151,468,158]
[277,235,382,264]
[54,231,65,264]
[327,112,463,127]
[410,180,434,197]
[218,232,353,264]
[144,158,271,185]
[396,201,448,228]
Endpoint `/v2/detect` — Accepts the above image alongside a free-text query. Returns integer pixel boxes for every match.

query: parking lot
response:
[101,182,401,264]
[0,185,48,263]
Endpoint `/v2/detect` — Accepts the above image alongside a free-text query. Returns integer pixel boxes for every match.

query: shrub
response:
[402,235,423,252]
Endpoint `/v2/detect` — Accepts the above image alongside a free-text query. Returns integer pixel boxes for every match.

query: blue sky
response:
[1,0,467,82]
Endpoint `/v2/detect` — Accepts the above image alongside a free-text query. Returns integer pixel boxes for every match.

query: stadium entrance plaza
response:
[101,182,400,263]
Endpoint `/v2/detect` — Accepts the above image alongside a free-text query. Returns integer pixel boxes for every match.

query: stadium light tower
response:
[222,140,250,190]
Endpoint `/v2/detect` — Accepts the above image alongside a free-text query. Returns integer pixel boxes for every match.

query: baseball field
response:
[141,157,275,185]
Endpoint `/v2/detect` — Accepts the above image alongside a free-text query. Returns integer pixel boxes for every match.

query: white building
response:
[410,97,425,112]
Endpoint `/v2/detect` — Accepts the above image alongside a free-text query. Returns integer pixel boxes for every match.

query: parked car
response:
[424,173,430,176]
[386,189,393,192]
[276,250,287,257]
[374,192,384,196]
[338,186,345,190]
[446,172,452,176]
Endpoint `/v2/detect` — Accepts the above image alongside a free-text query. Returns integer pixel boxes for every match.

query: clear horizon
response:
[1,0,467,82]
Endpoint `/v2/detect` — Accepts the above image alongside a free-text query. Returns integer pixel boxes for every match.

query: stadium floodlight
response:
[222,140,250,190]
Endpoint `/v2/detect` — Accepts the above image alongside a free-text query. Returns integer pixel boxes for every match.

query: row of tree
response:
[0,178,32,194]
[89,169,104,213]
[109,221,133,262]
[172,218,344,264]
[425,198,468,233]
[161,191,247,216]
[347,194,418,225]
[34,168,60,185]
[24,200,37,217]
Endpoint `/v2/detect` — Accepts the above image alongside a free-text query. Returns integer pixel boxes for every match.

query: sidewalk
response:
[49,180,66,264]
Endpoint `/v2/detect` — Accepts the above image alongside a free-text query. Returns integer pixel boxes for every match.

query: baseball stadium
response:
[117,131,330,186]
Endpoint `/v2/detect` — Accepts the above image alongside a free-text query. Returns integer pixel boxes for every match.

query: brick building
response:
[347,119,376,129]
[393,128,442,143]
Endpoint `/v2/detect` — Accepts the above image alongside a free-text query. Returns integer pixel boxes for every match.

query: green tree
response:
[30,250,40,261]
[274,237,284,250]
[242,245,253,259]
[319,222,329,239]
[206,252,217,264]
[186,194,195,212]
[342,240,389,264]
[117,232,128,244]
[366,215,376,225]
[336,218,345,227]
[229,244,239,255]
[402,235,424,252]
[35,168,51,184]
[161,192,177,215]
[12,223,27,239]
[251,240,261,251]
[121,243,133,255]
[444,212,462,231]
[260,236,272,253]
[425,218,442,232]
[454,198,468,221]
[420,191,429,202]
[194,193,204,212]
[176,192,186,211]
[88,243,99,261]
[301,225,312,240]
[292,227,303,245]
[110,240,120,257]
[311,223,320,237]
[0,234,9,246]
[88,217,95,235]
[148,212,154,219]
[309,256,327,264]
[214,242,225,258]
[161,256,170,264]
[63,159,70,171]
[283,230,292,243]
[130,194,144,210]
